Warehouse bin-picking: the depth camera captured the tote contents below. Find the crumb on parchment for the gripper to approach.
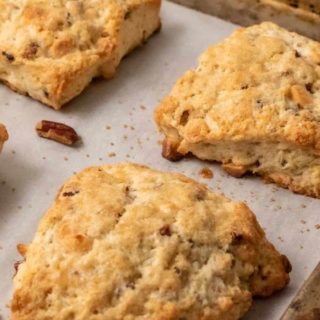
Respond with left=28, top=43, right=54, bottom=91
left=199, top=167, right=214, bottom=179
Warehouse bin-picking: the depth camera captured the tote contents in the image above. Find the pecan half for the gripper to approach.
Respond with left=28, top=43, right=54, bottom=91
left=36, top=120, right=79, bottom=145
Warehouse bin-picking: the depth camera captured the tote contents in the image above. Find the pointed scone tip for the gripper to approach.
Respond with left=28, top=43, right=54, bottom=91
left=11, top=163, right=290, bottom=320
left=155, top=22, right=320, bottom=198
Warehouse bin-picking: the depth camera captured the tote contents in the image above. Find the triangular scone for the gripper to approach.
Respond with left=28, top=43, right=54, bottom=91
left=0, top=123, right=8, bottom=153
left=155, top=22, right=320, bottom=198
left=0, top=0, right=161, bottom=109
left=12, top=163, right=290, bottom=320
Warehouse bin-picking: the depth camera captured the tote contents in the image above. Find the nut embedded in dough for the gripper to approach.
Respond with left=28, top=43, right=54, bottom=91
left=162, top=138, right=184, bottom=161
left=0, top=0, right=161, bottom=109
left=0, top=123, right=8, bottom=153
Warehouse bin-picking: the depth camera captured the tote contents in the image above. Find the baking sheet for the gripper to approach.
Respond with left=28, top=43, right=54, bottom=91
left=0, top=1, right=319, bottom=319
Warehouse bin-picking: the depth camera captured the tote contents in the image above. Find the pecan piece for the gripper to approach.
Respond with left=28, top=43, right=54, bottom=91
left=222, top=163, right=249, bottom=178
left=14, top=260, right=25, bottom=277
left=162, top=138, right=184, bottom=162
left=290, top=85, right=312, bottom=107
left=17, top=243, right=28, bottom=257
left=124, top=9, right=132, bottom=19
left=22, top=42, right=39, bottom=59
left=63, top=190, right=79, bottom=197
left=36, top=120, right=79, bottom=145
left=231, top=231, right=244, bottom=245
left=281, top=255, right=292, bottom=273
left=159, top=224, right=171, bottom=236
left=199, top=167, right=213, bottom=179
left=2, top=51, right=15, bottom=62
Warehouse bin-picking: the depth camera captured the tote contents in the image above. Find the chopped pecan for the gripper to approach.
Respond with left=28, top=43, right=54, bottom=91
left=305, top=83, right=313, bottom=93
left=290, top=85, right=312, bottom=107
left=14, top=260, right=25, bottom=277
left=256, top=99, right=264, bottom=108
left=17, top=243, right=28, bottom=256
left=162, top=138, right=184, bottom=162
left=124, top=10, right=132, bottom=19
left=231, top=231, right=244, bottom=245
left=188, top=239, right=195, bottom=248
left=179, top=110, right=190, bottom=126
left=222, top=163, right=249, bottom=178
left=2, top=51, right=15, bottom=62
left=22, top=42, right=39, bottom=59
left=126, top=282, right=135, bottom=289
left=63, top=190, right=79, bottom=197
left=159, top=224, right=171, bottom=236
left=199, top=167, right=213, bottom=179
left=281, top=255, right=292, bottom=273
left=36, top=120, right=79, bottom=145
left=174, top=266, right=181, bottom=274
left=43, top=89, right=49, bottom=98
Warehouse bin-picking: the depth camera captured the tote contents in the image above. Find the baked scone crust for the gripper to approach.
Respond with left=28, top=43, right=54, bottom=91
left=11, top=163, right=290, bottom=320
left=155, top=22, right=320, bottom=198
left=0, top=123, right=8, bottom=153
left=0, top=0, right=161, bottom=109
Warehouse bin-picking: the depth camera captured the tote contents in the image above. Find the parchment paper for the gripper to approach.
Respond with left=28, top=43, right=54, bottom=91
left=0, top=2, right=319, bottom=319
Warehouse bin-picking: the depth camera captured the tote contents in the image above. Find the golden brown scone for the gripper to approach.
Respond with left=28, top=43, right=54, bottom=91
left=0, top=123, right=8, bottom=153
left=0, top=0, right=161, bottom=109
left=11, top=163, right=290, bottom=320
left=170, top=0, right=320, bottom=40
left=155, top=22, right=320, bottom=198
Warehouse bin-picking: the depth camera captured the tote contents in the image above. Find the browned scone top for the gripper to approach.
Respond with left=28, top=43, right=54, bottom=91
left=0, top=123, right=8, bottom=153
left=0, top=0, right=161, bottom=109
left=155, top=22, right=320, bottom=198
left=12, top=163, right=290, bottom=320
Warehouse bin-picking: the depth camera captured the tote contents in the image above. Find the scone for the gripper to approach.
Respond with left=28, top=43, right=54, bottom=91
left=0, top=0, right=161, bottom=109
left=12, top=163, right=291, bottom=320
left=155, top=22, right=320, bottom=198
left=0, top=123, right=8, bottom=153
